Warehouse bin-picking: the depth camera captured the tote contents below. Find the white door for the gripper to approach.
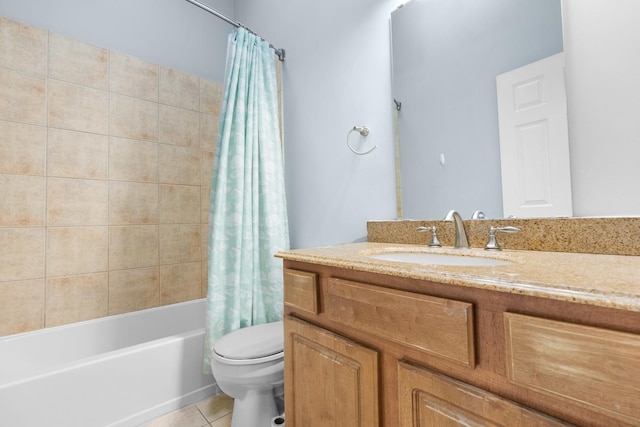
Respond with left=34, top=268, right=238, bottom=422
left=496, top=53, right=572, bottom=218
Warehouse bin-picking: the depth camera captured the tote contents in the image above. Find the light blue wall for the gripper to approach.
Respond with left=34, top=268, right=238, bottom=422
left=0, top=0, right=233, bottom=81
left=235, top=0, right=399, bottom=248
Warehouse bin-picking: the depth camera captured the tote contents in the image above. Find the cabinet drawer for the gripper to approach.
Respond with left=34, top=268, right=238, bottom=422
left=398, top=361, right=570, bottom=426
left=504, top=312, right=640, bottom=425
left=284, top=268, right=319, bottom=314
left=326, top=278, right=475, bottom=367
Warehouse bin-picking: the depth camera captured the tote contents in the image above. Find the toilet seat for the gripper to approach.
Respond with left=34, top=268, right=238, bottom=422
left=213, top=320, right=284, bottom=365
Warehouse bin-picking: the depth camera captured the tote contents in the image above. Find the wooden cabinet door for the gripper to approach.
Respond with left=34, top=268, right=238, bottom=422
left=398, top=361, right=572, bottom=427
left=284, top=316, right=379, bottom=427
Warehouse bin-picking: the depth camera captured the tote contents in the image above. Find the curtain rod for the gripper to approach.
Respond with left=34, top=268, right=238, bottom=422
left=184, top=0, right=285, bottom=61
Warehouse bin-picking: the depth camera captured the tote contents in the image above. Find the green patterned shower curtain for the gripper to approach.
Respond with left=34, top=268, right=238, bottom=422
left=203, top=28, right=289, bottom=372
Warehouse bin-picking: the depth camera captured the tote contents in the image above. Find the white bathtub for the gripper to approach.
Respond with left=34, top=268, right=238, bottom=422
left=0, top=299, right=219, bottom=427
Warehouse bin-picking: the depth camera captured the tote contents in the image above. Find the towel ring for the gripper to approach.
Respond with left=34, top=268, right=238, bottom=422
left=347, top=126, right=377, bottom=155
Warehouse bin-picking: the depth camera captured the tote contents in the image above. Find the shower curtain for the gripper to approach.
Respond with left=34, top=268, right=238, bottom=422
left=203, top=28, right=289, bottom=372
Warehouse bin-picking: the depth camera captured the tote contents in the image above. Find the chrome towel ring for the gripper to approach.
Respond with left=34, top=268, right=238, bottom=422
left=347, top=126, right=376, bottom=155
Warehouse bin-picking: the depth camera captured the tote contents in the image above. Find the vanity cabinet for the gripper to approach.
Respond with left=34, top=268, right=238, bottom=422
left=282, top=262, right=640, bottom=427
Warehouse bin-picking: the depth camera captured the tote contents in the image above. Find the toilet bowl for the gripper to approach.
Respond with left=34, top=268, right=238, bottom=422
left=210, top=320, right=284, bottom=427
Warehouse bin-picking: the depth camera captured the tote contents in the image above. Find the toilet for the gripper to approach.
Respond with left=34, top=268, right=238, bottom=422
left=210, top=320, right=285, bottom=427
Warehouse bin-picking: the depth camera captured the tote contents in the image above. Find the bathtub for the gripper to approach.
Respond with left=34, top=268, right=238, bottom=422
left=0, top=299, right=219, bottom=427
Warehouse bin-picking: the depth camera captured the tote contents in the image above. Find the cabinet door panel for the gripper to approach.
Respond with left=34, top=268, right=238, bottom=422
left=285, top=316, right=379, bottom=427
left=398, top=361, right=571, bottom=427
left=504, top=312, right=640, bottom=425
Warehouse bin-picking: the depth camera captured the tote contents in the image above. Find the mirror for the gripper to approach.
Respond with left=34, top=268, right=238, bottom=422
left=391, top=0, right=563, bottom=219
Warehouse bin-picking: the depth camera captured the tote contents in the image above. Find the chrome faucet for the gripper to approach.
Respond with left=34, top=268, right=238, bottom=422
left=444, top=210, right=469, bottom=248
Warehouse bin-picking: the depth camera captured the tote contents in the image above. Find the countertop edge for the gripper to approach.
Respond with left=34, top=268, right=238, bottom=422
left=276, top=243, right=640, bottom=313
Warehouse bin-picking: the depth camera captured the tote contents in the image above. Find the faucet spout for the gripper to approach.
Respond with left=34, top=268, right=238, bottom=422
left=444, top=210, right=469, bottom=248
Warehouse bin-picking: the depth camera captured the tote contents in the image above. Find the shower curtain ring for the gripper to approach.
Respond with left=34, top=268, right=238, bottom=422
left=347, top=126, right=376, bottom=155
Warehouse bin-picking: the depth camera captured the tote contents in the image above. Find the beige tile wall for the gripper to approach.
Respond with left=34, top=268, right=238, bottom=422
left=0, top=16, right=225, bottom=336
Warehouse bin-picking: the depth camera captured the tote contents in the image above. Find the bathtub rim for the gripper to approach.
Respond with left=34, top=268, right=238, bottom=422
left=0, top=298, right=208, bottom=384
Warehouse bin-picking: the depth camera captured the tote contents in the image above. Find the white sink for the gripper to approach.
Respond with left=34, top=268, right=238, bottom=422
left=368, top=252, right=512, bottom=267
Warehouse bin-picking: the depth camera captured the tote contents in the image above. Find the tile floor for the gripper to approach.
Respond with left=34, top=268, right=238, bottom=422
left=143, top=393, right=233, bottom=427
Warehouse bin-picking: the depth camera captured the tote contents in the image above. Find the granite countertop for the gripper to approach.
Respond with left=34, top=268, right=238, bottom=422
left=276, top=242, right=640, bottom=312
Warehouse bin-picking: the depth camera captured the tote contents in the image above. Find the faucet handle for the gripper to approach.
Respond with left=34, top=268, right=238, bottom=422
left=485, top=226, right=520, bottom=251
left=472, top=210, right=485, bottom=219
left=417, top=226, right=441, bottom=247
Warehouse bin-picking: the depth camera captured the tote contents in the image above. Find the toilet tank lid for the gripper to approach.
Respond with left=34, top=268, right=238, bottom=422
left=213, top=320, right=284, bottom=360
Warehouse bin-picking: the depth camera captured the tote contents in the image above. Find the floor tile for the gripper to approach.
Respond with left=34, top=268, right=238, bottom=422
left=210, top=413, right=232, bottom=427
left=196, top=393, right=234, bottom=422
left=145, top=404, right=208, bottom=427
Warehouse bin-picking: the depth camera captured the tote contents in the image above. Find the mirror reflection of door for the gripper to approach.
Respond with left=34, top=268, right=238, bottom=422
left=497, top=53, right=572, bottom=218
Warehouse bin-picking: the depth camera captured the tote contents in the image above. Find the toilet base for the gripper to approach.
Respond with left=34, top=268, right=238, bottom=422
left=230, top=388, right=278, bottom=427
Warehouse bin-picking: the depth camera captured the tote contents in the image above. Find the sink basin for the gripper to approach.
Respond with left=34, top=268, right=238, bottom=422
left=368, top=252, right=512, bottom=267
